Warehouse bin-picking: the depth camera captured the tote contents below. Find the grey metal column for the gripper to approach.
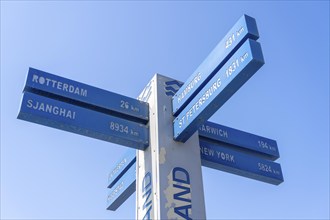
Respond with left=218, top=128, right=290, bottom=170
left=136, top=74, right=206, bottom=220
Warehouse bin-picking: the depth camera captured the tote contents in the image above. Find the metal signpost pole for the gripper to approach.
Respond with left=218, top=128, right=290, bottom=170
left=136, top=75, right=206, bottom=220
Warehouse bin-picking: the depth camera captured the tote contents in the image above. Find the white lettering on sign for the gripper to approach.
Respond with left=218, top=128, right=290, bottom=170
left=177, top=49, right=250, bottom=129
left=120, top=100, right=130, bottom=109
left=258, top=140, right=277, bottom=152
left=225, top=52, right=248, bottom=78
left=199, top=124, right=229, bottom=138
left=178, top=78, right=221, bottom=128
left=109, top=122, right=129, bottom=134
left=258, top=162, right=282, bottom=176
left=142, top=172, right=152, bottom=220
left=107, top=181, right=124, bottom=203
left=216, top=151, right=235, bottom=163
left=176, top=72, right=201, bottom=104
left=32, top=74, right=88, bottom=97
left=27, top=99, right=76, bottom=119
left=258, top=162, right=273, bottom=173
left=108, top=158, right=127, bottom=181
left=120, top=100, right=141, bottom=113
left=109, top=121, right=140, bottom=137
left=200, top=146, right=214, bottom=157
left=225, top=26, right=245, bottom=49
left=200, top=146, right=235, bottom=163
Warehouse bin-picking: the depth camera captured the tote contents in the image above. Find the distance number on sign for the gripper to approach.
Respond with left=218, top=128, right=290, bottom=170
left=258, top=162, right=281, bottom=176
left=120, top=100, right=140, bottom=112
left=258, top=162, right=272, bottom=173
left=258, top=140, right=277, bottom=152
left=225, top=52, right=248, bottom=78
left=225, top=27, right=245, bottom=49
left=110, top=121, right=129, bottom=134
left=109, top=121, right=140, bottom=137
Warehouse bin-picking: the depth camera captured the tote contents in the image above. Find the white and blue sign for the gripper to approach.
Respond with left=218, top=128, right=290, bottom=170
left=173, top=39, right=264, bottom=142
left=200, top=140, right=283, bottom=185
left=107, top=164, right=136, bottom=211
left=108, top=149, right=136, bottom=188
left=18, top=92, right=149, bottom=150
left=199, top=121, right=279, bottom=160
left=25, top=68, right=149, bottom=124
left=172, top=14, right=259, bottom=116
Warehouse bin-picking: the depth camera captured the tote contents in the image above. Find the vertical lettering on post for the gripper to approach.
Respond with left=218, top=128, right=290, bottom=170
left=164, top=167, right=192, bottom=220
left=142, top=172, right=152, bottom=220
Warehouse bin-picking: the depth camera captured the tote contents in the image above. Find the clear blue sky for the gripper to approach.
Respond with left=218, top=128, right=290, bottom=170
left=1, top=1, right=329, bottom=220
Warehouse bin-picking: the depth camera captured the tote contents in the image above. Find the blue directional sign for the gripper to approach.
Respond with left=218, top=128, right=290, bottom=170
left=200, top=140, right=283, bottom=185
left=108, top=149, right=136, bottom=188
left=24, top=68, right=149, bottom=124
left=173, top=39, right=264, bottom=142
left=107, top=164, right=136, bottom=211
left=199, top=121, right=279, bottom=160
left=172, top=14, right=259, bottom=116
left=17, top=92, right=149, bottom=150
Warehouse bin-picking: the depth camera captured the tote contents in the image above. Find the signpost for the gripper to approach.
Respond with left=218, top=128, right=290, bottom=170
left=17, top=14, right=284, bottom=219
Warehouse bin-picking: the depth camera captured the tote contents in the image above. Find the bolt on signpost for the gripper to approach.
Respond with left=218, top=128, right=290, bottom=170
left=17, top=14, right=283, bottom=219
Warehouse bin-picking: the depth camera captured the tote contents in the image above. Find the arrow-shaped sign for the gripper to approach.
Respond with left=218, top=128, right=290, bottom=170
left=24, top=67, right=149, bottom=124
left=18, top=92, right=149, bottom=150
left=172, top=14, right=259, bottom=116
left=199, top=121, right=279, bottom=160
left=173, top=39, right=264, bottom=142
